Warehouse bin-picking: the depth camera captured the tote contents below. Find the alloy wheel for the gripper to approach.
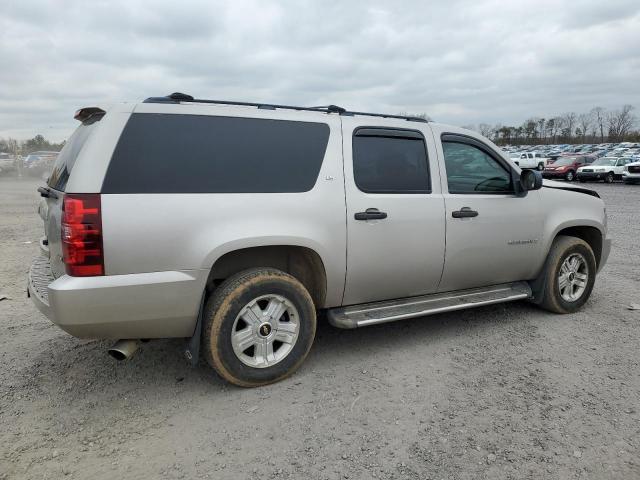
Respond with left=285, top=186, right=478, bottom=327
left=558, top=253, right=589, bottom=302
left=231, top=294, right=300, bottom=368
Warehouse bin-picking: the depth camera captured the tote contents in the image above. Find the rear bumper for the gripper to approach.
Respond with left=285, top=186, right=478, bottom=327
left=28, top=255, right=204, bottom=339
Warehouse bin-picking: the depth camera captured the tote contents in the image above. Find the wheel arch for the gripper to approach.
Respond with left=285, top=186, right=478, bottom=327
left=205, top=245, right=328, bottom=308
left=530, top=223, right=604, bottom=303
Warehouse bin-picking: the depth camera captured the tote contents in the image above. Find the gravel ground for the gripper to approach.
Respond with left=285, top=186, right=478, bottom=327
left=1, top=177, right=639, bottom=480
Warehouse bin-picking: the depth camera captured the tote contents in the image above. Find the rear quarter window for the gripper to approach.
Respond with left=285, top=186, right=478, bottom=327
left=47, top=122, right=97, bottom=191
left=102, top=113, right=330, bottom=193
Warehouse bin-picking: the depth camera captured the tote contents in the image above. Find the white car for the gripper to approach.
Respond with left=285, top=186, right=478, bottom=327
left=622, top=160, right=640, bottom=184
left=577, top=157, right=633, bottom=183
left=512, top=151, right=548, bottom=170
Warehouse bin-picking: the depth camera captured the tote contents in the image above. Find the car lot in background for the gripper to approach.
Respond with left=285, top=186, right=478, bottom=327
left=23, top=151, right=59, bottom=179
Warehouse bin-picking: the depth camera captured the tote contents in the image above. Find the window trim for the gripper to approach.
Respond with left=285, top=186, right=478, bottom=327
left=352, top=127, right=432, bottom=195
left=440, top=133, right=518, bottom=195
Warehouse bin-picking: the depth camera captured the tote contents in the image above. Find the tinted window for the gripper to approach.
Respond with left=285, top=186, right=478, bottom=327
left=443, top=141, right=512, bottom=194
left=102, top=114, right=330, bottom=193
left=48, top=122, right=97, bottom=191
left=352, top=132, right=430, bottom=193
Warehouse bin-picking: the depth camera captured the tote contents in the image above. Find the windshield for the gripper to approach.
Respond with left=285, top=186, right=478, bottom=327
left=591, top=158, right=617, bottom=166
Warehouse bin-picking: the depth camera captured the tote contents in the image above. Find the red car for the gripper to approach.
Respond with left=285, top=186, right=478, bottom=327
left=543, top=155, right=595, bottom=182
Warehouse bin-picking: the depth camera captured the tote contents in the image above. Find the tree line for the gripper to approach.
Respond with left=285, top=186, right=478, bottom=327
left=0, top=135, right=65, bottom=156
left=464, top=105, right=638, bottom=146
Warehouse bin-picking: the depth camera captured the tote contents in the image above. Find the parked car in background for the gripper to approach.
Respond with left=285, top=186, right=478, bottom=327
left=543, top=155, right=595, bottom=181
left=0, top=153, right=15, bottom=175
left=622, top=161, right=640, bottom=184
left=513, top=151, right=548, bottom=170
left=24, top=151, right=59, bottom=179
left=577, top=157, right=632, bottom=183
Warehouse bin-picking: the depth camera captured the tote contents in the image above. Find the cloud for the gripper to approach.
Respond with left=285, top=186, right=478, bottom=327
left=1, top=0, right=639, bottom=141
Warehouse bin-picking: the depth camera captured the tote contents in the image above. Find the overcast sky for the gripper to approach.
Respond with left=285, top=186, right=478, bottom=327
left=1, top=0, right=639, bottom=141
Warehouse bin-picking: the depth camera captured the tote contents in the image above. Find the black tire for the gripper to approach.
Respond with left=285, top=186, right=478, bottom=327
left=539, top=236, right=596, bottom=314
left=537, top=162, right=545, bottom=171
left=202, top=268, right=316, bottom=387
left=605, top=172, right=614, bottom=183
left=565, top=170, right=575, bottom=182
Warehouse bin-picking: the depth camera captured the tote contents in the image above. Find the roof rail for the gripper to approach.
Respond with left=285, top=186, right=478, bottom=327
left=143, top=93, right=428, bottom=123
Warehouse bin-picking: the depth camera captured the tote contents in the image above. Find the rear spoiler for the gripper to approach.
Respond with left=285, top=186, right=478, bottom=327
left=74, top=107, right=105, bottom=123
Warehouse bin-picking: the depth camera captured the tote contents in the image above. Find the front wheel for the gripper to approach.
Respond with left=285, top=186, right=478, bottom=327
left=538, top=236, right=596, bottom=314
left=565, top=170, right=575, bottom=181
left=202, top=268, right=316, bottom=387
left=605, top=172, right=614, bottom=183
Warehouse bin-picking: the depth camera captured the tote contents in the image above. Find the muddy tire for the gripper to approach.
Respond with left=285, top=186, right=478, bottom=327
left=202, top=268, right=316, bottom=387
left=539, top=236, right=596, bottom=314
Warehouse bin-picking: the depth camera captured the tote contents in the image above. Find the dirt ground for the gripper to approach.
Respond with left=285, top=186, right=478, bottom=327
left=1, top=177, right=638, bottom=480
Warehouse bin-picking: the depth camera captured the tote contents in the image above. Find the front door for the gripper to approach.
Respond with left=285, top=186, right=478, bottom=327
left=432, top=129, right=545, bottom=292
left=341, top=118, right=445, bottom=305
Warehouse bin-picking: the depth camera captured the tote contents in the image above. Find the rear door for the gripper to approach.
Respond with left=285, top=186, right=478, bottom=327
left=341, top=118, right=445, bottom=305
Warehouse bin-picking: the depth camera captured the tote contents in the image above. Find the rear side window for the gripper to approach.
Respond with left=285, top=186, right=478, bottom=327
left=102, top=114, right=330, bottom=193
left=352, top=129, right=430, bottom=193
left=48, top=121, right=97, bottom=191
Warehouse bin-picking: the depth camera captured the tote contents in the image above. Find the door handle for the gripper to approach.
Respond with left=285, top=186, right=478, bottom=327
left=452, top=207, right=478, bottom=218
left=354, top=208, right=388, bottom=221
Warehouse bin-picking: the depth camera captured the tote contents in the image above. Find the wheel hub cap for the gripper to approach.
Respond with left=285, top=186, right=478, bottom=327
left=258, top=323, right=272, bottom=337
left=231, top=294, right=300, bottom=368
left=558, top=253, right=588, bottom=302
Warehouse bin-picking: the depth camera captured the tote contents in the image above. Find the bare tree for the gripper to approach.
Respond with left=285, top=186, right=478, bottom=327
left=607, top=105, right=636, bottom=142
left=577, top=112, right=592, bottom=142
left=561, top=112, right=577, bottom=141
left=591, top=107, right=606, bottom=143
left=478, top=123, right=494, bottom=138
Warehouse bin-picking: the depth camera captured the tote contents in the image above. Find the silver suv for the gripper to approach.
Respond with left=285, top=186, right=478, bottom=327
left=28, top=93, right=611, bottom=386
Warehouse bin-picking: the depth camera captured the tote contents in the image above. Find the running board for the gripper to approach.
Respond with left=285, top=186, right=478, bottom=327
left=328, top=282, right=532, bottom=329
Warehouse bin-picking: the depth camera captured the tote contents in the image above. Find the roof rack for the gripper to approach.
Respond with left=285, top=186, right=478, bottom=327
left=143, top=92, right=428, bottom=123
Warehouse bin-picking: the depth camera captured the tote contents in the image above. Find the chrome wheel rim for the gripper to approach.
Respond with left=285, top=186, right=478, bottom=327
left=558, top=253, right=588, bottom=302
left=231, top=294, right=300, bottom=368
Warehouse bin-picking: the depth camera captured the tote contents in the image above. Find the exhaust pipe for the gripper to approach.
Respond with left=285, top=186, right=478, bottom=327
left=108, top=339, right=139, bottom=361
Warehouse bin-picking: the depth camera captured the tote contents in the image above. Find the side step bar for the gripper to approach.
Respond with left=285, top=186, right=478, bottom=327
left=328, top=282, right=532, bottom=329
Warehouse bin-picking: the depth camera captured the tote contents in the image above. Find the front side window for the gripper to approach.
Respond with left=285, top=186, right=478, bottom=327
left=352, top=130, right=430, bottom=193
left=442, top=141, right=513, bottom=194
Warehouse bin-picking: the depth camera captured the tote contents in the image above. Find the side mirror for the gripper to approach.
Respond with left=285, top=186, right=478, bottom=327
left=520, top=169, right=543, bottom=191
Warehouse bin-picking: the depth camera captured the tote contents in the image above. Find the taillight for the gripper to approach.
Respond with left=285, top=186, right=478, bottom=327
left=61, top=194, right=104, bottom=276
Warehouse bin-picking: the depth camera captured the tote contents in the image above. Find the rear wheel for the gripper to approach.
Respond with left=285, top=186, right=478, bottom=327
left=202, top=268, right=316, bottom=387
left=539, top=236, right=596, bottom=314
left=565, top=170, right=575, bottom=182
left=537, top=162, right=545, bottom=171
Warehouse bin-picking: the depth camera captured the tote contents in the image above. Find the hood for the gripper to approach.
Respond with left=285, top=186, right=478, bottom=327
left=542, top=179, right=600, bottom=198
